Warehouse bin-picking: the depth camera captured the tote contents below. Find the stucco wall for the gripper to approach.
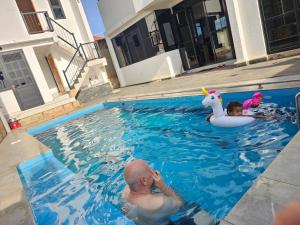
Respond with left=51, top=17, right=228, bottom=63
left=0, top=0, right=93, bottom=46
left=225, top=0, right=267, bottom=63
left=0, top=90, right=21, bottom=116
left=23, top=46, right=53, bottom=103
left=133, top=0, right=153, bottom=12
left=119, top=50, right=182, bottom=86
left=237, top=0, right=267, bottom=60
left=50, top=45, right=74, bottom=91
left=33, top=46, right=59, bottom=96
left=81, top=66, right=106, bottom=89
left=98, top=0, right=136, bottom=33
left=0, top=1, right=52, bottom=45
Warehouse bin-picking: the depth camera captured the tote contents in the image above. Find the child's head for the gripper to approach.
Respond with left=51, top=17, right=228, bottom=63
left=227, top=101, right=243, bottom=116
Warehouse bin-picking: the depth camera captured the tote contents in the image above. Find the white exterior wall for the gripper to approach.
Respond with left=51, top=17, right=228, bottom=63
left=226, top=0, right=267, bottom=63
left=0, top=0, right=93, bottom=46
left=0, top=90, right=21, bottom=116
left=34, top=46, right=59, bottom=96
left=81, top=67, right=108, bottom=89
left=118, top=50, right=182, bottom=86
left=0, top=0, right=96, bottom=117
left=99, top=0, right=270, bottom=87
left=98, top=0, right=136, bottom=33
left=49, top=45, right=74, bottom=91
left=133, top=0, right=154, bottom=12
left=23, top=46, right=54, bottom=103
left=0, top=1, right=52, bottom=45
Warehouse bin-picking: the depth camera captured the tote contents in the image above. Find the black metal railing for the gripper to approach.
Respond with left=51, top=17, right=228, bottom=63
left=21, top=11, right=52, bottom=34
left=48, top=17, right=78, bottom=50
left=20, top=11, right=102, bottom=91
left=63, top=42, right=102, bottom=89
left=80, top=42, right=102, bottom=61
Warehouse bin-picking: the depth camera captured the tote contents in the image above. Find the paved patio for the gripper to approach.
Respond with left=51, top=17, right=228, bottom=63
left=90, top=55, right=300, bottom=103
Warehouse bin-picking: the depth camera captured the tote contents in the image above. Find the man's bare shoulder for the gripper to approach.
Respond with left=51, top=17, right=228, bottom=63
left=127, top=193, right=165, bottom=211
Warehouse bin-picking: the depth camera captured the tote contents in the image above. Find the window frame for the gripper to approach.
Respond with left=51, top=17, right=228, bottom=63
left=48, top=0, right=66, bottom=20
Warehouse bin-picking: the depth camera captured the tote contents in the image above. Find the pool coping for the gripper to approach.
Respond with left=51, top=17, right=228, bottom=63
left=0, top=129, right=50, bottom=225
left=219, top=131, right=300, bottom=225
left=1, top=86, right=300, bottom=225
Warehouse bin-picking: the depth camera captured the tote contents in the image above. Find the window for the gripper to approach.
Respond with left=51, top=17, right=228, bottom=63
left=48, top=0, right=65, bottom=19
left=260, top=0, right=300, bottom=53
left=112, top=14, right=162, bottom=68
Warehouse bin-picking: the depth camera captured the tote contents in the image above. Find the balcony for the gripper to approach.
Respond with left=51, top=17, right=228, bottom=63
left=21, top=11, right=78, bottom=50
left=21, top=11, right=53, bottom=34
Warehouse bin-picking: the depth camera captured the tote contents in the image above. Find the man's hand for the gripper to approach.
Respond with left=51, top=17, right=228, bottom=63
left=151, top=170, right=183, bottom=207
left=152, top=170, right=167, bottom=190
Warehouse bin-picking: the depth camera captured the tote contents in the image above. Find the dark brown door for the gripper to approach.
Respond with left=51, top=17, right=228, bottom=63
left=16, top=0, right=43, bottom=34
left=46, top=54, right=66, bottom=94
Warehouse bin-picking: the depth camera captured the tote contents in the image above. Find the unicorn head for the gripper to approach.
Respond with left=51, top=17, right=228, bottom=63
left=201, top=88, right=225, bottom=117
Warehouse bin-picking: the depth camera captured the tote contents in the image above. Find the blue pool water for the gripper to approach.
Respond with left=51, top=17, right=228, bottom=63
left=20, top=88, right=299, bottom=225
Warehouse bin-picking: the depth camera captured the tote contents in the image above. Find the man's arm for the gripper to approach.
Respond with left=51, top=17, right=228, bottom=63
left=152, top=171, right=183, bottom=206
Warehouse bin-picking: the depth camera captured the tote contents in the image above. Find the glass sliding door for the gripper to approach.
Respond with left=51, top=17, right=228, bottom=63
left=260, top=0, right=300, bottom=53
left=204, top=0, right=234, bottom=62
left=187, top=1, right=215, bottom=66
left=174, top=7, right=200, bottom=69
left=173, top=0, right=235, bottom=70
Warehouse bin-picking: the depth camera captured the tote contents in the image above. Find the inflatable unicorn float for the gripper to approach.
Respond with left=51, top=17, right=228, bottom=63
left=201, top=87, right=263, bottom=128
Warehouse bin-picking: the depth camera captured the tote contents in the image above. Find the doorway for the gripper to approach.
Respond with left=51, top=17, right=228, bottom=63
left=16, top=0, right=43, bottom=34
left=46, top=54, right=66, bottom=95
left=0, top=50, right=44, bottom=111
left=173, top=0, right=235, bottom=70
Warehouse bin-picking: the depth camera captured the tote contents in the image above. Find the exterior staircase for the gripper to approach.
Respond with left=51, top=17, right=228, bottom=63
left=22, top=11, right=104, bottom=98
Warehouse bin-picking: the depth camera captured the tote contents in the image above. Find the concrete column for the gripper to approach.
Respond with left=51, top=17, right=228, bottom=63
left=23, top=46, right=53, bottom=103
left=105, top=37, right=126, bottom=87
left=225, top=0, right=248, bottom=63
left=225, top=0, right=267, bottom=63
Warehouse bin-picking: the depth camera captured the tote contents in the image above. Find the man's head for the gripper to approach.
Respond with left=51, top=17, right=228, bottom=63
left=124, top=160, right=154, bottom=192
left=227, top=101, right=243, bottom=116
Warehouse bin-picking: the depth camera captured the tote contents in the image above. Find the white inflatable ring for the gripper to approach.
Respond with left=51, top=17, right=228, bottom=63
left=210, top=115, right=255, bottom=128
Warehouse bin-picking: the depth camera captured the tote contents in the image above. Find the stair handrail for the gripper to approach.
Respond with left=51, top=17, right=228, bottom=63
left=296, top=92, right=300, bottom=128
left=63, top=44, right=86, bottom=89
left=45, top=15, right=79, bottom=50
left=21, top=11, right=52, bottom=34
left=63, top=42, right=102, bottom=90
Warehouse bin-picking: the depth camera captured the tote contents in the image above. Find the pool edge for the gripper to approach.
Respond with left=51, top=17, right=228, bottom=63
left=220, top=131, right=300, bottom=225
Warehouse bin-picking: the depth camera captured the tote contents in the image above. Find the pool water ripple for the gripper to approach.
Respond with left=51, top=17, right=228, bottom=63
left=29, top=101, right=299, bottom=224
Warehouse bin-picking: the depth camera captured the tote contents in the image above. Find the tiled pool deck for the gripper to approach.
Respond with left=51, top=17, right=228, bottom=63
left=1, top=85, right=300, bottom=225
left=220, top=131, right=300, bottom=225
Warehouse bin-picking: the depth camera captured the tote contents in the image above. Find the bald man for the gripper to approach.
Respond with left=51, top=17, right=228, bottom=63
left=122, top=160, right=183, bottom=225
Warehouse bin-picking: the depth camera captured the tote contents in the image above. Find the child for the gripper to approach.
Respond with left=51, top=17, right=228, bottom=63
left=206, top=101, right=243, bottom=121
left=227, top=101, right=243, bottom=116
left=226, top=101, right=276, bottom=119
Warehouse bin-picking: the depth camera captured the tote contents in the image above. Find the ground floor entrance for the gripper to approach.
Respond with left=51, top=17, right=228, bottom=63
left=0, top=50, right=44, bottom=111
left=259, top=0, right=300, bottom=54
left=173, top=0, right=235, bottom=70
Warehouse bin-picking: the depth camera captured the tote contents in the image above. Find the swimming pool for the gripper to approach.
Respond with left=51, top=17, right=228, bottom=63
left=19, top=88, right=299, bottom=225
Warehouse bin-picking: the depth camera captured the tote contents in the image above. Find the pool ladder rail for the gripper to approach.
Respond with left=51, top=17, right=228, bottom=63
left=296, top=92, right=300, bottom=128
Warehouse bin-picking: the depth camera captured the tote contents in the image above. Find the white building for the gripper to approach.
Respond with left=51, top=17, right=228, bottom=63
left=0, top=0, right=108, bottom=121
left=98, top=0, right=298, bottom=87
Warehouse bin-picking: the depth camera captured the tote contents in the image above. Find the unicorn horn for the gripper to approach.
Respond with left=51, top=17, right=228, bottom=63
left=201, top=87, right=209, bottom=96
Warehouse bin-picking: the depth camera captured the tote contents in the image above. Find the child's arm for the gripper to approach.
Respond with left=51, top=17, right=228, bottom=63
left=245, top=114, right=278, bottom=120
left=206, top=113, right=213, bottom=122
